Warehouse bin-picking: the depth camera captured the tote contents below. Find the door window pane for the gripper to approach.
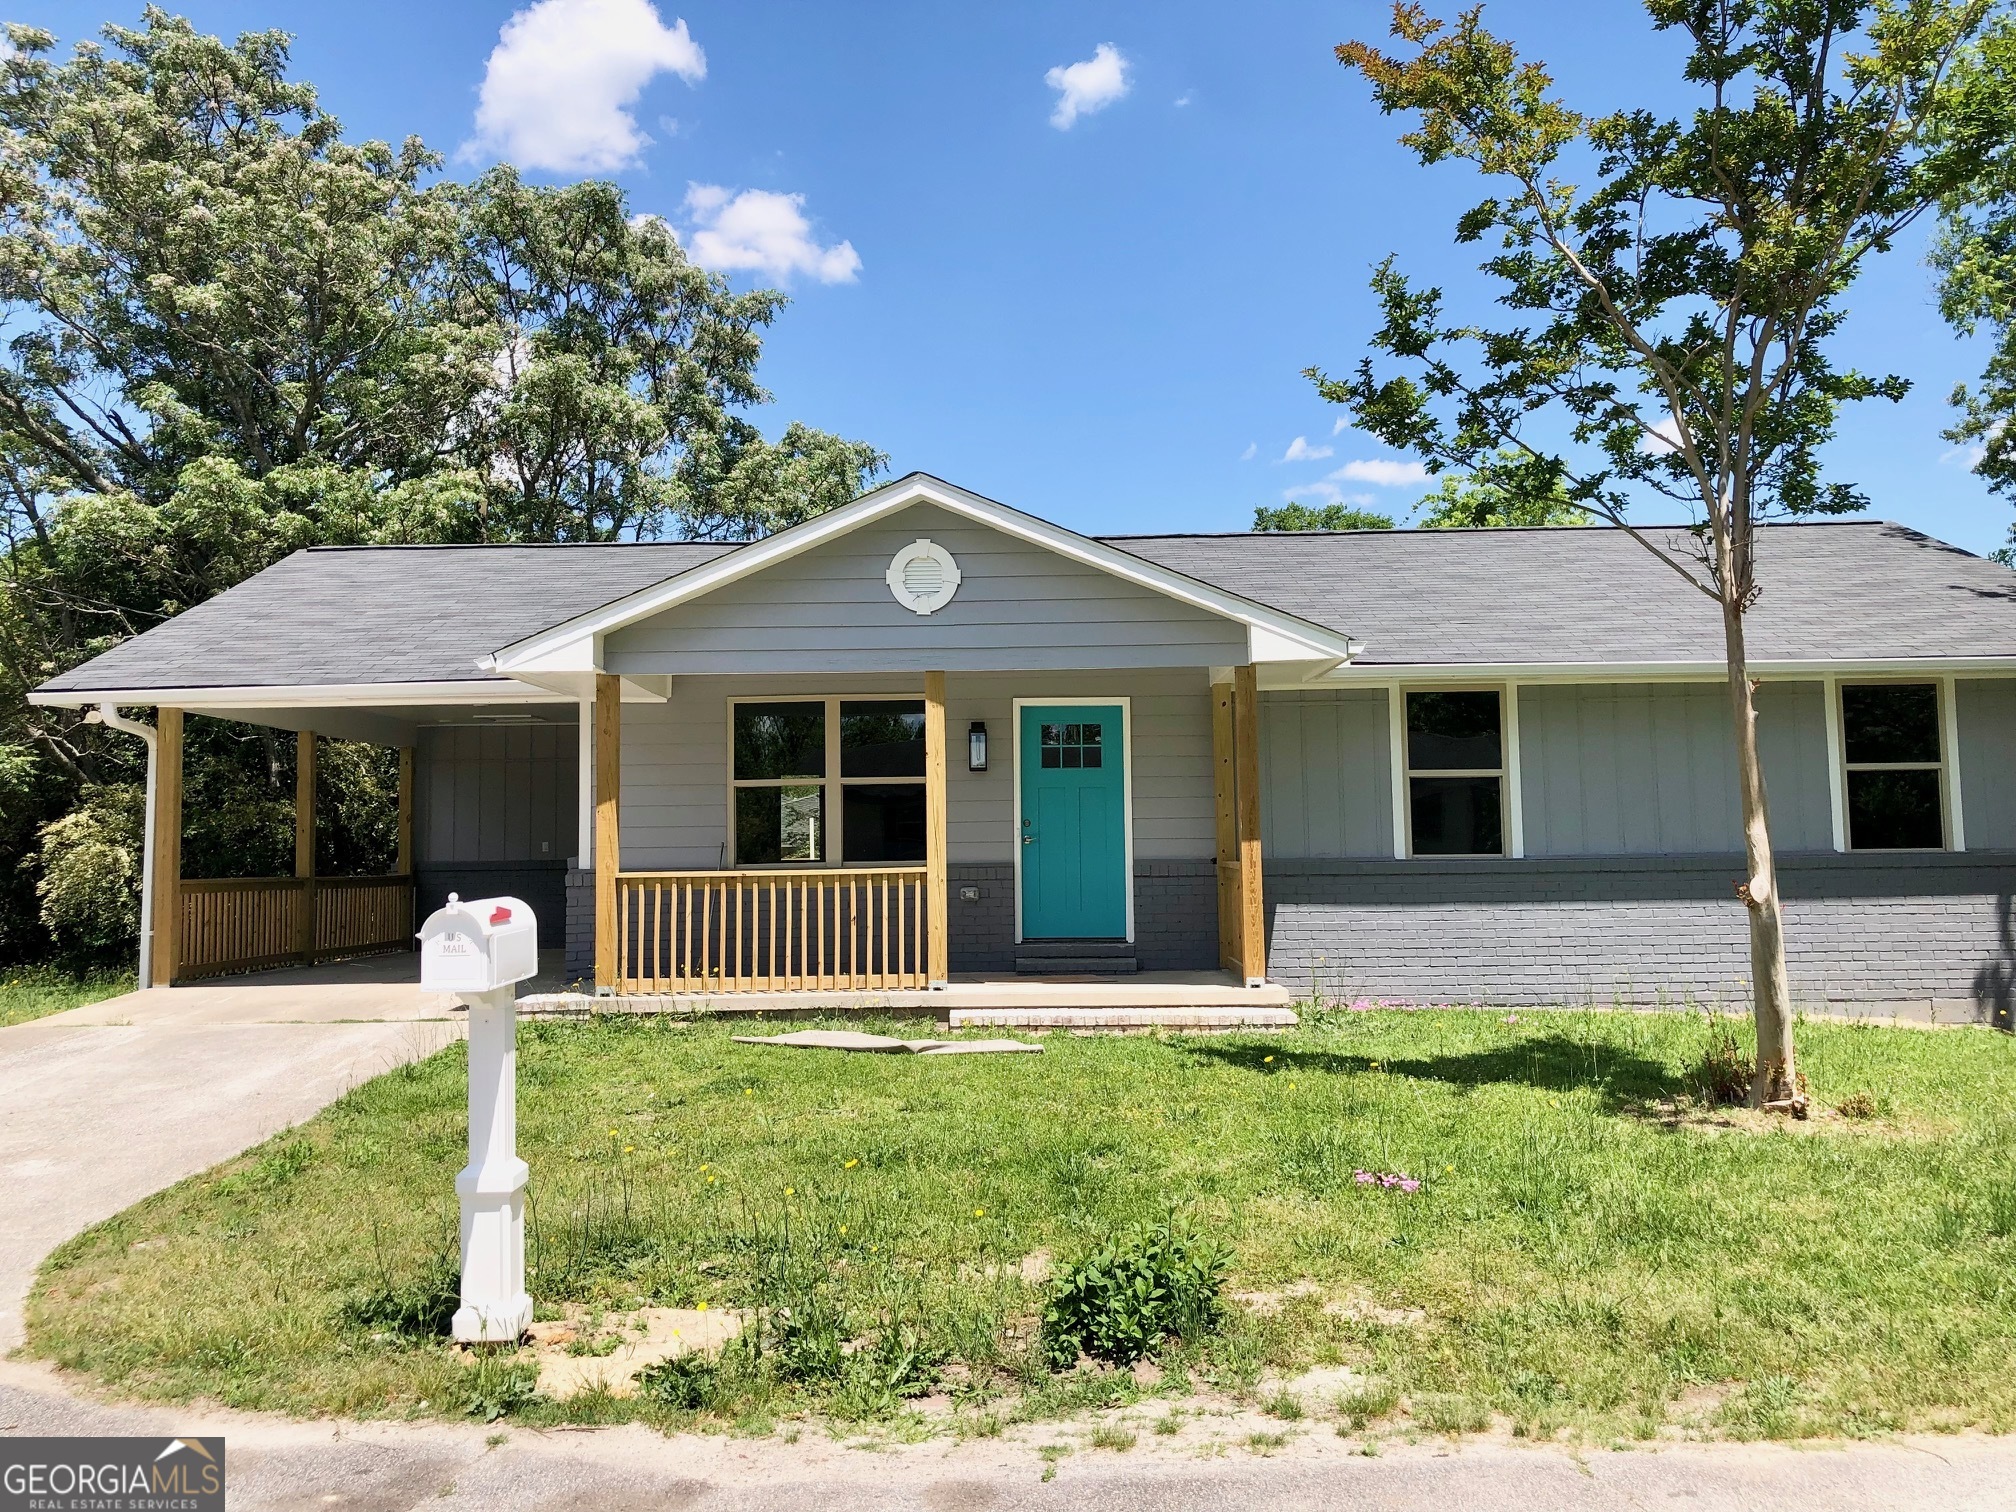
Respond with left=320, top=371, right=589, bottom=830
left=1847, top=769, right=1943, bottom=850
left=1410, top=775, right=1504, bottom=856
left=735, top=785, right=824, bottom=864
left=840, top=701, right=925, bottom=777
left=843, top=783, right=926, bottom=863
left=1407, top=691, right=1503, bottom=770
left=1040, top=722, right=1103, bottom=769
left=734, top=702, right=826, bottom=780
left=1842, top=684, right=1940, bottom=764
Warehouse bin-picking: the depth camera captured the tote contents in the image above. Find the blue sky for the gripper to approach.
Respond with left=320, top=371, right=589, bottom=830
left=11, top=1, right=2010, bottom=553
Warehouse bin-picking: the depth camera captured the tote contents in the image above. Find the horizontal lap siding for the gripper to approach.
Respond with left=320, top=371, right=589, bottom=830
left=617, top=669, right=1217, bottom=870
left=602, top=503, right=1249, bottom=674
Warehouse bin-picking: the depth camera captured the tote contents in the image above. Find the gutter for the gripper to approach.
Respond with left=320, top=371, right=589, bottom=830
left=83, top=704, right=156, bottom=989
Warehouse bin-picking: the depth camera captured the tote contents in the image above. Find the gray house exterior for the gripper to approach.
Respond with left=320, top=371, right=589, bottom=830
left=31, top=472, right=2016, bottom=1017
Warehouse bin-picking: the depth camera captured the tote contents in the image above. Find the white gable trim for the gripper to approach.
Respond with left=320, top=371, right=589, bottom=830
left=481, top=474, right=1362, bottom=675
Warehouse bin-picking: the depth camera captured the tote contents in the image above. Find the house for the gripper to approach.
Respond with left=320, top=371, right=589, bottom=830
left=29, top=472, right=2016, bottom=1015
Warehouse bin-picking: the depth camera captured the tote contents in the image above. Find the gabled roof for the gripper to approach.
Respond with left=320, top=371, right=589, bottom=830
left=481, top=473, right=1360, bottom=675
left=34, top=541, right=734, bottom=697
left=1120, top=519, right=2016, bottom=668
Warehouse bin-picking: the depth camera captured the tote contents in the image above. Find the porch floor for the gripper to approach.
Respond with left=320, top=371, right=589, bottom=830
left=518, top=969, right=1297, bottom=1029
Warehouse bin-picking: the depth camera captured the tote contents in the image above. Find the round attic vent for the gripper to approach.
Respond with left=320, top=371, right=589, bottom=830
left=884, top=538, right=962, bottom=615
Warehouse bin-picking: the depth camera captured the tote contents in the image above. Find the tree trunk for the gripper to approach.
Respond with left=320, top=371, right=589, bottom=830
left=1722, top=597, right=1802, bottom=1110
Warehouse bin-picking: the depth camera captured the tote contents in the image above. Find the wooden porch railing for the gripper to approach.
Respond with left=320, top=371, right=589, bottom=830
left=616, top=867, right=929, bottom=992
left=177, top=875, right=414, bottom=981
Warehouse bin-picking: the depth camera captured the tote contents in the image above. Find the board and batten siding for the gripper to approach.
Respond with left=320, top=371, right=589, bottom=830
left=416, top=723, right=577, bottom=864
left=1958, top=677, right=2016, bottom=848
left=1259, top=689, right=1395, bottom=858
left=617, top=669, right=1218, bottom=870
left=601, top=502, right=1250, bottom=676
left=1258, top=679, right=1836, bottom=860
left=1519, top=681, right=1833, bottom=855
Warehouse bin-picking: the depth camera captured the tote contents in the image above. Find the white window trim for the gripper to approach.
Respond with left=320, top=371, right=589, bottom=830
left=725, top=694, right=930, bottom=869
left=1010, top=696, right=1136, bottom=945
left=1392, top=683, right=1519, bottom=860
left=1830, top=676, right=1960, bottom=853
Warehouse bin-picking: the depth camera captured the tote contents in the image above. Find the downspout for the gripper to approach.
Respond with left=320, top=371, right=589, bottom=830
left=84, top=704, right=156, bottom=988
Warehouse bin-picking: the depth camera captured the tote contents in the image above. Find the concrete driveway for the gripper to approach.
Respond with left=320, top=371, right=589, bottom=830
left=0, top=951, right=532, bottom=1352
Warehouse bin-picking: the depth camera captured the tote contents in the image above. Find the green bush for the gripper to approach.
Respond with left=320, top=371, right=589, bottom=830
left=1040, top=1218, right=1229, bottom=1368
left=33, top=784, right=143, bottom=960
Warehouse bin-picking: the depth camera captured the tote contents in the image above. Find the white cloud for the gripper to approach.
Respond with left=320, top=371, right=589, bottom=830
left=1174, top=93, right=1192, bottom=107
left=1280, top=436, right=1334, bottom=463
left=1642, top=414, right=1686, bottom=455
left=1332, top=416, right=1351, bottom=435
left=465, top=0, right=705, bottom=173
left=1046, top=44, right=1130, bottom=130
left=1329, top=458, right=1430, bottom=487
left=1239, top=442, right=1257, bottom=461
left=681, top=184, right=861, bottom=285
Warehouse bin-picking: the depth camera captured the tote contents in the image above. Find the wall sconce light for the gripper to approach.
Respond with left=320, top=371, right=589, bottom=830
left=968, top=720, right=989, bottom=772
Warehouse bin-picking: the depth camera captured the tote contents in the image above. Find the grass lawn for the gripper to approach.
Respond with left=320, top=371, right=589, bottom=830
left=25, top=1008, right=2016, bottom=1444
left=0, top=965, right=134, bottom=1028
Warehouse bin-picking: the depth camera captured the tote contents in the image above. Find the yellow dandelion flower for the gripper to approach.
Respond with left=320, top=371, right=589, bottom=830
left=844, top=1158, right=858, bottom=1169
left=973, top=1208, right=986, bottom=1218
left=838, top=1225, right=848, bottom=1235
left=707, top=1175, right=717, bottom=1185
left=696, top=1301, right=708, bottom=1312
left=1444, top=1164, right=1454, bottom=1174
left=784, top=1186, right=794, bottom=1196
left=607, top=1128, right=618, bottom=1137
left=623, top=1145, right=635, bottom=1154
left=1263, top=1055, right=1275, bottom=1064
left=743, top=1088, right=753, bottom=1097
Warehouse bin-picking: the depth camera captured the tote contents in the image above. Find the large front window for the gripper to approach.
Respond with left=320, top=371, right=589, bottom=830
left=1405, top=689, right=1505, bottom=856
left=1841, top=683, right=1946, bottom=850
left=730, top=698, right=927, bottom=866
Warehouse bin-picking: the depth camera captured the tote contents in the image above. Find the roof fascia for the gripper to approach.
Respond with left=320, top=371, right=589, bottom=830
left=1311, top=657, right=2016, bottom=684
left=29, top=678, right=582, bottom=710
left=485, top=475, right=1361, bottom=674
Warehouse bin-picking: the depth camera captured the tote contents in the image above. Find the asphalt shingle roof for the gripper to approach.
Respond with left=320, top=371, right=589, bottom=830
left=35, top=517, right=2016, bottom=697
left=37, top=542, right=736, bottom=693
left=1112, top=520, right=2016, bottom=665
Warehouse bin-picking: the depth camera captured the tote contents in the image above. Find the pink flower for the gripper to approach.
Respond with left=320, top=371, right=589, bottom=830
left=1398, top=1178, right=1421, bottom=1193
left=1354, top=1170, right=1375, bottom=1185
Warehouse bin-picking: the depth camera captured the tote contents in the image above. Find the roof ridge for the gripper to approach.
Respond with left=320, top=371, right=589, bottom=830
left=302, top=540, right=741, bottom=552
left=1099, top=519, right=1901, bottom=541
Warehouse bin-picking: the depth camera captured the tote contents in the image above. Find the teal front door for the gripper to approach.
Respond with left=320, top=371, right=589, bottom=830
left=1019, top=705, right=1128, bottom=939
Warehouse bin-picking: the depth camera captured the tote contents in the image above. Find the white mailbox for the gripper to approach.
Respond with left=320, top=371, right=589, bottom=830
left=416, top=893, right=538, bottom=1344
left=419, top=894, right=537, bottom=995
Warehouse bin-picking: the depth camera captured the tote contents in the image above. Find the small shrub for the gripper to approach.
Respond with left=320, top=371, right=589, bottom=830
left=771, top=1296, right=847, bottom=1384
left=1040, top=1218, right=1229, bottom=1369
left=462, top=1357, right=540, bottom=1422
left=833, top=1319, right=941, bottom=1419
left=1836, top=1090, right=1880, bottom=1120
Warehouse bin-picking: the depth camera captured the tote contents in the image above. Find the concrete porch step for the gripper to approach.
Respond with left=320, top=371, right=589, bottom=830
left=1014, top=940, right=1138, bottom=976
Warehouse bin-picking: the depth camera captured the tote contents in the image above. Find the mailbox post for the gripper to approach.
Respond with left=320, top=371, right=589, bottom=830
left=418, top=894, right=538, bottom=1344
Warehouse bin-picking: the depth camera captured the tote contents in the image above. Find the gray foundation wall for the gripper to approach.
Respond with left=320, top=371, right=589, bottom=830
left=1265, top=851, right=2016, bottom=1016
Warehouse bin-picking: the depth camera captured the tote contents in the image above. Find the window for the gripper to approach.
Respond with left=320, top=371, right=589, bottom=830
left=1405, top=690, right=1504, bottom=856
left=730, top=698, right=927, bottom=866
left=1841, top=683, right=1945, bottom=850
left=1039, top=722, right=1103, bottom=768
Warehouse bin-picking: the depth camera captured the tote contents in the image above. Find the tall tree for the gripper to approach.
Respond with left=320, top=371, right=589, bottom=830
left=1934, top=15, right=2016, bottom=538
left=1314, top=1, right=2009, bottom=1108
left=0, top=10, right=883, bottom=963
left=1252, top=501, right=1397, bottom=530
left=1412, top=447, right=1593, bottom=527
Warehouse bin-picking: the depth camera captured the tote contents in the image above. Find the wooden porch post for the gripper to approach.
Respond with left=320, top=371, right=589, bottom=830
left=924, top=670, right=949, bottom=987
left=1233, top=665, right=1266, bottom=987
left=149, top=708, right=183, bottom=987
left=295, top=730, right=317, bottom=964
left=395, top=746, right=414, bottom=876
left=1211, top=677, right=1239, bottom=974
left=594, top=673, right=622, bottom=992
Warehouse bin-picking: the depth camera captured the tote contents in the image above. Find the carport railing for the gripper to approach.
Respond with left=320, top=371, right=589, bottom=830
left=176, top=874, right=414, bottom=981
